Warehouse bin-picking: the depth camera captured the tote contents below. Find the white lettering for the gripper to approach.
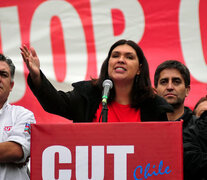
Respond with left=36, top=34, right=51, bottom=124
left=76, top=146, right=104, bottom=180
left=179, top=0, right=207, bottom=82
left=42, top=145, right=134, bottom=179
left=0, top=6, right=26, bottom=103
left=30, top=0, right=87, bottom=90
left=91, top=0, right=145, bottom=73
left=107, top=145, right=134, bottom=180
left=42, top=145, right=71, bottom=180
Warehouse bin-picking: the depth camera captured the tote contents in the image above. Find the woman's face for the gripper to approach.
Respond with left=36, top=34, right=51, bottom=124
left=108, top=44, right=140, bottom=84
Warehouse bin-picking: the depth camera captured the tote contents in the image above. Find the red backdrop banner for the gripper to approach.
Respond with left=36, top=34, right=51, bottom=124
left=0, top=0, right=206, bottom=123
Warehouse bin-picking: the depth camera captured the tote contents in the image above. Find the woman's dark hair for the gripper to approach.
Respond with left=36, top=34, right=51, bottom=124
left=94, top=39, right=155, bottom=109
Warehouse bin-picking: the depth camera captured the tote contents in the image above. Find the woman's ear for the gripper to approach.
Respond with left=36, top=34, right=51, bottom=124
left=137, top=64, right=142, bottom=75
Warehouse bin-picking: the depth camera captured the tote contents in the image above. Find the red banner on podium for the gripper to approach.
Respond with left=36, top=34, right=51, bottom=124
left=31, top=122, right=183, bottom=180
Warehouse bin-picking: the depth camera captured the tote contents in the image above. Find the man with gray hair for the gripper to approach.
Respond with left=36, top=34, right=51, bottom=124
left=0, top=53, right=36, bottom=180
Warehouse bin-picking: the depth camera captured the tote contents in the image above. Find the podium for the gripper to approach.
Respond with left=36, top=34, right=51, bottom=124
left=31, top=122, right=183, bottom=180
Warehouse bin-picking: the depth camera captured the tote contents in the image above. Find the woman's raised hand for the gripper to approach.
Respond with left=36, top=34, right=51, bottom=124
left=20, top=45, right=41, bottom=85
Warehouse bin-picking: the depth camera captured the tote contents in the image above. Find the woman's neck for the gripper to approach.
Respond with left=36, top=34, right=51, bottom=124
left=114, top=82, right=133, bottom=105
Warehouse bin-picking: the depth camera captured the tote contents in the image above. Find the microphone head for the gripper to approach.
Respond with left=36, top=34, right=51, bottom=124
left=102, top=79, right=113, bottom=89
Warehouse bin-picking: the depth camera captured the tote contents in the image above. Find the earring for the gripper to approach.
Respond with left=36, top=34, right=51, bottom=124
left=135, top=74, right=139, bottom=83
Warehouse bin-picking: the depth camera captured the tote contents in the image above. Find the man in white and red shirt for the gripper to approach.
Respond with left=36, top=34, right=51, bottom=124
left=0, top=53, right=36, bottom=180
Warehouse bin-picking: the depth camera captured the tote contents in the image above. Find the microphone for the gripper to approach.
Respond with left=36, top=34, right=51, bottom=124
left=102, top=79, right=113, bottom=105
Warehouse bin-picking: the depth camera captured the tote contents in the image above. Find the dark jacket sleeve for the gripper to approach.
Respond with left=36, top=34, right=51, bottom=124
left=27, top=71, right=102, bottom=122
left=27, top=71, right=85, bottom=121
left=140, top=95, right=174, bottom=122
left=183, top=111, right=207, bottom=180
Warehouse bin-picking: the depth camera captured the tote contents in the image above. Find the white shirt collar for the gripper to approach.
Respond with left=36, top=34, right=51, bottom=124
left=0, top=101, right=9, bottom=115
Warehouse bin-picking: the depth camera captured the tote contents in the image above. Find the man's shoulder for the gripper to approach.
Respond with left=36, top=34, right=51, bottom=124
left=182, top=106, right=197, bottom=128
left=8, top=103, right=34, bottom=115
left=3, top=103, right=36, bottom=124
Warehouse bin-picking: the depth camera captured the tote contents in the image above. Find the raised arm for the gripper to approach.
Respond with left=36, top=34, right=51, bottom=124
left=20, top=45, right=41, bottom=87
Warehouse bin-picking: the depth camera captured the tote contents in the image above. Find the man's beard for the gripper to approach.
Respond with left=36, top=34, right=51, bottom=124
left=169, top=97, right=185, bottom=109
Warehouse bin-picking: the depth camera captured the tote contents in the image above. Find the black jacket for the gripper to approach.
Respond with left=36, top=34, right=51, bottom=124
left=173, top=107, right=202, bottom=180
left=28, top=71, right=173, bottom=122
left=176, top=106, right=196, bottom=130
left=183, top=111, right=207, bottom=180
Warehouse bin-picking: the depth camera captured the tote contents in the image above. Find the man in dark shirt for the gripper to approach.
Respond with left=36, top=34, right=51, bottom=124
left=154, top=60, right=195, bottom=128
left=153, top=60, right=199, bottom=180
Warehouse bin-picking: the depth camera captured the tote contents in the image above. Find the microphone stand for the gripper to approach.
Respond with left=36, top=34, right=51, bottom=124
left=101, top=79, right=113, bottom=123
left=102, top=102, right=108, bottom=122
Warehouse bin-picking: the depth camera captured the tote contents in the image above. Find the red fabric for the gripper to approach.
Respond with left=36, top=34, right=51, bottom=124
left=1, top=0, right=207, bottom=123
left=93, top=102, right=141, bottom=122
left=31, top=122, right=183, bottom=180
